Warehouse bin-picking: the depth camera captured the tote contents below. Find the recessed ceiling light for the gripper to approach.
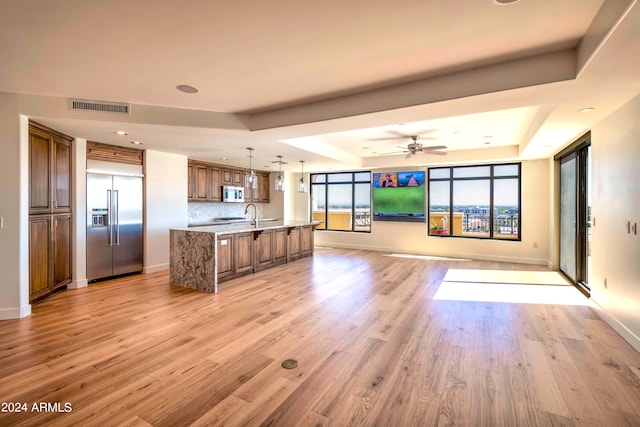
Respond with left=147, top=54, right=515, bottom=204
left=483, top=135, right=493, bottom=139
left=578, top=107, right=595, bottom=113
left=493, top=0, right=520, bottom=4
left=362, top=146, right=369, bottom=150
left=176, top=84, right=199, bottom=94
left=114, top=131, right=128, bottom=136
left=484, top=141, right=492, bottom=145
left=220, top=157, right=228, bottom=160
left=130, top=141, right=143, bottom=145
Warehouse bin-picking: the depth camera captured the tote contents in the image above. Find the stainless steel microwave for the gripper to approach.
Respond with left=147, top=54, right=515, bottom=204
left=222, top=185, right=245, bottom=202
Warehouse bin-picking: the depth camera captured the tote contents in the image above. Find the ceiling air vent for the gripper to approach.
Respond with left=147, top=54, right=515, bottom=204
left=69, top=99, right=131, bottom=115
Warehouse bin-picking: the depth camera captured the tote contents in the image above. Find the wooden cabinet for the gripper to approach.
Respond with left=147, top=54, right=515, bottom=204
left=222, top=168, right=243, bottom=186
left=288, top=225, right=314, bottom=262
left=258, top=172, right=270, bottom=202
left=188, top=161, right=221, bottom=201
left=235, top=232, right=254, bottom=274
left=29, top=121, right=74, bottom=303
left=301, top=225, right=314, bottom=256
left=189, top=160, right=268, bottom=203
left=217, top=232, right=254, bottom=280
left=209, top=167, right=221, bottom=201
left=255, top=230, right=273, bottom=269
left=244, top=171, right=270, bottom=203
left=288, top=227, right=301, bottom=261
left=273, top=228, right=287, bottom=263
left=217, top=234, right=234, bottom=279
left=29, top=127, right=72, bottom=215
left=29, top=214, right=72, bottom=302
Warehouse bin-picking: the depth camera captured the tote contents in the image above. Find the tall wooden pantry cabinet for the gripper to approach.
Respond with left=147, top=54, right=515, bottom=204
left=28, top=121, right=74, bottom=302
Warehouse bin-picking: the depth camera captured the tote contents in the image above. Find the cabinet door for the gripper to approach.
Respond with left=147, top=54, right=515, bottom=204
left=289, top=227, right=301, bottom=260
left=29, top=130, right=52, bottom=214
left=53, top=214, right=72, bottom=289
left=29, top=216, right=52, bottom=301
left=221, top=169, right=233, bottom=185
left=232, top=170, right=243, bottom=186
left=217, top=235, right=234, bottom=278
left=244, top=172, right=254, bottom=202
left=273, top=228, right=287, bottom=263
left=255, top=230, right=273, bottom=267
left=301, top=225, right=313, bottom=255
left=259, top=172, right=270, bottom=202
left=209, top=167, right=221, bottom=201
left=194, top=165, right=209, bottom=200
left=235, top=232, right=254, bottom=274
left=52, top=138, right=72, bottom=213
left=187, top=163, right=195, bottom=200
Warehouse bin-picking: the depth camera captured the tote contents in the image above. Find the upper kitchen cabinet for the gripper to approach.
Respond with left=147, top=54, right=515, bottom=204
left=222, top=168, right=243, bottom=186
left=244, top=171, right=270, bottom=203
left=29, top=122, right=73, bottom=215
left=188, top=161, right=222, bottom=201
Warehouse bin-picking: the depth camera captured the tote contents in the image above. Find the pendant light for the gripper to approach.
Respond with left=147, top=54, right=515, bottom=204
left=272, top=155, right=287, bottom=192
left=245, top=147, right=258, bottom=189
left=297, top=160, right=307, bottom=193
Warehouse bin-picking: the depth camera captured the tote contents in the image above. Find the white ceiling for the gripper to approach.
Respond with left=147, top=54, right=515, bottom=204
left=1, top=0, right=639, bottom=173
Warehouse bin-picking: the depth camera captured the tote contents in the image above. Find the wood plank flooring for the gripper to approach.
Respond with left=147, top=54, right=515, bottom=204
left=2, top=248, right=640, bottom=426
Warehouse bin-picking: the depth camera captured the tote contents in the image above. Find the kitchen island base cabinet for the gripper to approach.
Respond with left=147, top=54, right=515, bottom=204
left=254, top=228, right=288, bottom=272
left=288, top=225, right=314, bottom=262
left=170, top=221, right=319, bottom=292
left=217, top=232, right=254, bottom=281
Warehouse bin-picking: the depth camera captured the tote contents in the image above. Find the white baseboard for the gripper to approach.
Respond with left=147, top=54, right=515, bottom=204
left=315, top=242, right=549, bottom=266
left=0, top=304, right=31, bottom=320
left=589, top=297, right=640, bottom=354
left=68, top=279, right=88, bottom=289
left=143, top=263, right=169, bottom=274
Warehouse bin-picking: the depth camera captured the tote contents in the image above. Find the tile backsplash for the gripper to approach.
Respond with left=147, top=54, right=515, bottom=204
left=188, top=202, right=265, bottom=225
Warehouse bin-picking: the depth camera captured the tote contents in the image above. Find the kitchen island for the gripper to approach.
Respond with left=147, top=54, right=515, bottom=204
left=170, top=220, right=321, bottom=293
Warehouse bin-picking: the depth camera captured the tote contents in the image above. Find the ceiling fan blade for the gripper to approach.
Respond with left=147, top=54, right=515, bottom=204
left=405, top=152, right=414, bottom=159
left=422, top=150, right=447, bottom=156
left=378, top=150, right=407, bottom=156
left=367, top=136, right=405, bottom=141
left=422, top=145, right=447, bottom=151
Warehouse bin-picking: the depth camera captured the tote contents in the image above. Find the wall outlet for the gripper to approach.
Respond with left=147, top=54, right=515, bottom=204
left=604, top=278, right=607, bottom=289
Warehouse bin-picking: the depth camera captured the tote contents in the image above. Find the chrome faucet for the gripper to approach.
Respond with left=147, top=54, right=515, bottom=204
left=244, top=203, right=258, bottom=224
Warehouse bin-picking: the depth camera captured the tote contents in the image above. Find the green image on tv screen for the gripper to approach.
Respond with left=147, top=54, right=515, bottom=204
left=372, top=171, right=425, bottom=221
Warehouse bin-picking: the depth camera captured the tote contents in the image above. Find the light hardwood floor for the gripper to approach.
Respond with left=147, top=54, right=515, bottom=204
left=2, top=248, right=640, bottom=426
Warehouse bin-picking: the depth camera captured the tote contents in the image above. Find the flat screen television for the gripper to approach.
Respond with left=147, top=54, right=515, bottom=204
left=372, top=171, right=425, bottom=222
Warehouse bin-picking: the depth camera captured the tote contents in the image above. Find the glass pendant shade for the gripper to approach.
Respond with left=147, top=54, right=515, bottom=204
left=245, top=147, right=258, bottom=189
left=272, top=155, right=287, bottom=192
left=297, top=160, right=307, bottom=193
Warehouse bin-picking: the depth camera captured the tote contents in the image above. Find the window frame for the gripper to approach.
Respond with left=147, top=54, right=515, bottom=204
left=310, top=171, right=371, bottom=233
left=428, top=163, right=521, bottom=241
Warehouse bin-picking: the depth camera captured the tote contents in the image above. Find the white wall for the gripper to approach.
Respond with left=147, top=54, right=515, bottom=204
left=589, top=93, right=640, bottom=351
left=143, top=150, right=189, bottom=273
left=0, top=93, right=30, bottom=319
left=314, top=159, right=550, bottom=265
left=69, top=138, right=87, bottom=289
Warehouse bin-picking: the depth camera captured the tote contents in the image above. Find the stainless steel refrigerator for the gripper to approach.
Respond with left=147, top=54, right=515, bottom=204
left=87, top=173, right=143, bottom=281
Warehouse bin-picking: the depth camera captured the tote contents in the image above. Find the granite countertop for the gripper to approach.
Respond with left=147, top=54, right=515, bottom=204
left=176, top=220, right=322, bottom=234
left=188, top=217, right=278, bottom=227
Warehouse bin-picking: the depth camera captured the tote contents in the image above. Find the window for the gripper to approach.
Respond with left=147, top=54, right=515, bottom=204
left=428, top=163, right=520, bottom=240
left=311, top=172, right=371, bottom=232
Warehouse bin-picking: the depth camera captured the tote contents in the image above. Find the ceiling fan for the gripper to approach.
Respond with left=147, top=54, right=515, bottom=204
left=380, top=135, right=447, bottom=157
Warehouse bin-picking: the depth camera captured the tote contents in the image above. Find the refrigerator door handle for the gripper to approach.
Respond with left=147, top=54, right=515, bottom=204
left=107, top=189, right=113, bottom=246
left=114, top=190, right=120, bottom=246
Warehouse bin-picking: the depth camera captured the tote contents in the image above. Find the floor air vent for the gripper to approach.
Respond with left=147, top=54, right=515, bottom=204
left=70, top=99, right=131, bottom=115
